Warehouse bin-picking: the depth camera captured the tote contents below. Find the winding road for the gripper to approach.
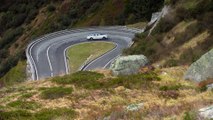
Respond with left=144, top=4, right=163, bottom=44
left=26, top=26, right=142, bottom=80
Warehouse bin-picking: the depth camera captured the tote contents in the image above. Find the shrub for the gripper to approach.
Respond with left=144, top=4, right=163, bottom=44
left=47, top=4, right=56, bottom=12
left=40, top=87, right=73, bottom=99
left=52, top=71, right=104, bottom=89
left=163, top=58, right=179, bottom=67
left=160, top=90, right=179, bottom=99
left=0, top=27, right=24, bottom=49
left=105, top=72, right=160, bottom=89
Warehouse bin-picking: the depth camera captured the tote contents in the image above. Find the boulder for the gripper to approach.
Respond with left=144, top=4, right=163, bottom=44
left=199, top=105, right=213, bottom=119
left=184, top=49, right=213, bottom=83
left=110, top=55, right=149, bottom=75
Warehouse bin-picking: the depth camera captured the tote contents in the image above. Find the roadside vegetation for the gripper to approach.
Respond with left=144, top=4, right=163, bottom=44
left=67, top=42, right=115, bottom=72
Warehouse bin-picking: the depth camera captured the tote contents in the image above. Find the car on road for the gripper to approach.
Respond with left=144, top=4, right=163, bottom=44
left=87, top=33, right=108, bottom=40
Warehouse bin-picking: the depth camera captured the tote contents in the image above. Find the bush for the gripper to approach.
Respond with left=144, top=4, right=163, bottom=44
left=105, top=72, right=160, bottom=89
left=160, top=90, right=179, bottom=99
left=47, top=4, right=56, bottom=12
left=52, top=71, right=104, bottom=89
left=40, top=87, right=73, bottom=99
left=163, top=58, right=179, bottom=67
left=0, top=27, right=24, bottom=49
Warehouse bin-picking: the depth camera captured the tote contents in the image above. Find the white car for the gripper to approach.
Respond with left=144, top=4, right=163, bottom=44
left=87, top=33, right=108, bottom=40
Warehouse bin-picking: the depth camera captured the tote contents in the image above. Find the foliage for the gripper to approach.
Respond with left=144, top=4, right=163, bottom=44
left=47, top=4, right=56, bottom=12
left=40, top=87, right=73, bottom=99
left=124, top=0, right=164, bottom=22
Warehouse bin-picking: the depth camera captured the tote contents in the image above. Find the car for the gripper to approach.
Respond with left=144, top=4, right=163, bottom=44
left=86, top=33, right=108, bottom=40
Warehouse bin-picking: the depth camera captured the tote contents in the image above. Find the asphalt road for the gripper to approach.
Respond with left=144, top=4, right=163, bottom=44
left=26, top=26, right=142, bottom=80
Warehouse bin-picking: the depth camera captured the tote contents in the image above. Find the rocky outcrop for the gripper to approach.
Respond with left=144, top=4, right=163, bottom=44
left=199, top=105, right=213, bottom=119
left=110, top=55, right=149, bottom=75
left=184, top=49, right=213, bottom=83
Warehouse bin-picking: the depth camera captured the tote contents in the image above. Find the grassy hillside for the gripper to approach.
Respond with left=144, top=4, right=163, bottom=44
left=124, top=0, right=213, bottom=67
left=0, top=0, right=163, bottom=86
left=0, top=69, right=212, bottom=119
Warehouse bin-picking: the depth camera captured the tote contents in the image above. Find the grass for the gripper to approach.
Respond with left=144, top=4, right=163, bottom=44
left=7, top=100, right=41, bottom=110
left=53, top=71, right=160, bottom=90
left=40, top=86, right=73, bottom=99
left=67, top=42, right=115, bottom=73
left=52, top=71, right=104, bottom=89
left=0, top=108, right=76, bottom=120
left=0, top=61, right=26, bottom=86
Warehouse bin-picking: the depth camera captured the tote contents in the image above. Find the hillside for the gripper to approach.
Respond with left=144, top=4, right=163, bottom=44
left=0, top=69, right=212, bottom=119
left=124, top=0, right=213, bottom=68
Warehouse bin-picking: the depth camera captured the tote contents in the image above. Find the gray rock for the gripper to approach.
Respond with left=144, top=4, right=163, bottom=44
left=126, top=103, right=144, bottom=111
left=110, top=55, right=149, bottom=75
left=184, top=49, right=213, bottom=82
left=207, top=84, right=213, bottom=90
left=199, top=105, right=213, bottom=119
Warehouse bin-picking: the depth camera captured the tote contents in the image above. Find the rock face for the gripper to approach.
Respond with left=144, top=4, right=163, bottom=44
left=199, top=105, right=213, bottom=119
left=110, top=55, right=149, bottom=75
left=184, top=49, right=213, bottom=82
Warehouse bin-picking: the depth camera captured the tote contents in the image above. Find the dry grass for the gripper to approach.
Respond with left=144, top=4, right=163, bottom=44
left=0, top=66, right=212, bottom=119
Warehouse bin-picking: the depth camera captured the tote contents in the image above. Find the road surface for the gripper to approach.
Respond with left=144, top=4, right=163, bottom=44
left=26, top=26, right=142, bottom=80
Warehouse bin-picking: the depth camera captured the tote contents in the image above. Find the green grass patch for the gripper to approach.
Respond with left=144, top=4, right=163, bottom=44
left=67, top=42, right=115, bottom=73
left=52, top=71, right=104, bottom=89
left=53, top=71, right=160, bottom=90
left=40, top=87, right=73, bottom=99
left=20, top=92, right=37, bottom=99
left=105, top=72, right=160, bottom=89
left=0, top=61, right=26, bottom=86
left=7, top=100, right=40, bottom=110
left=0, top=108, right=76, bottom=120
